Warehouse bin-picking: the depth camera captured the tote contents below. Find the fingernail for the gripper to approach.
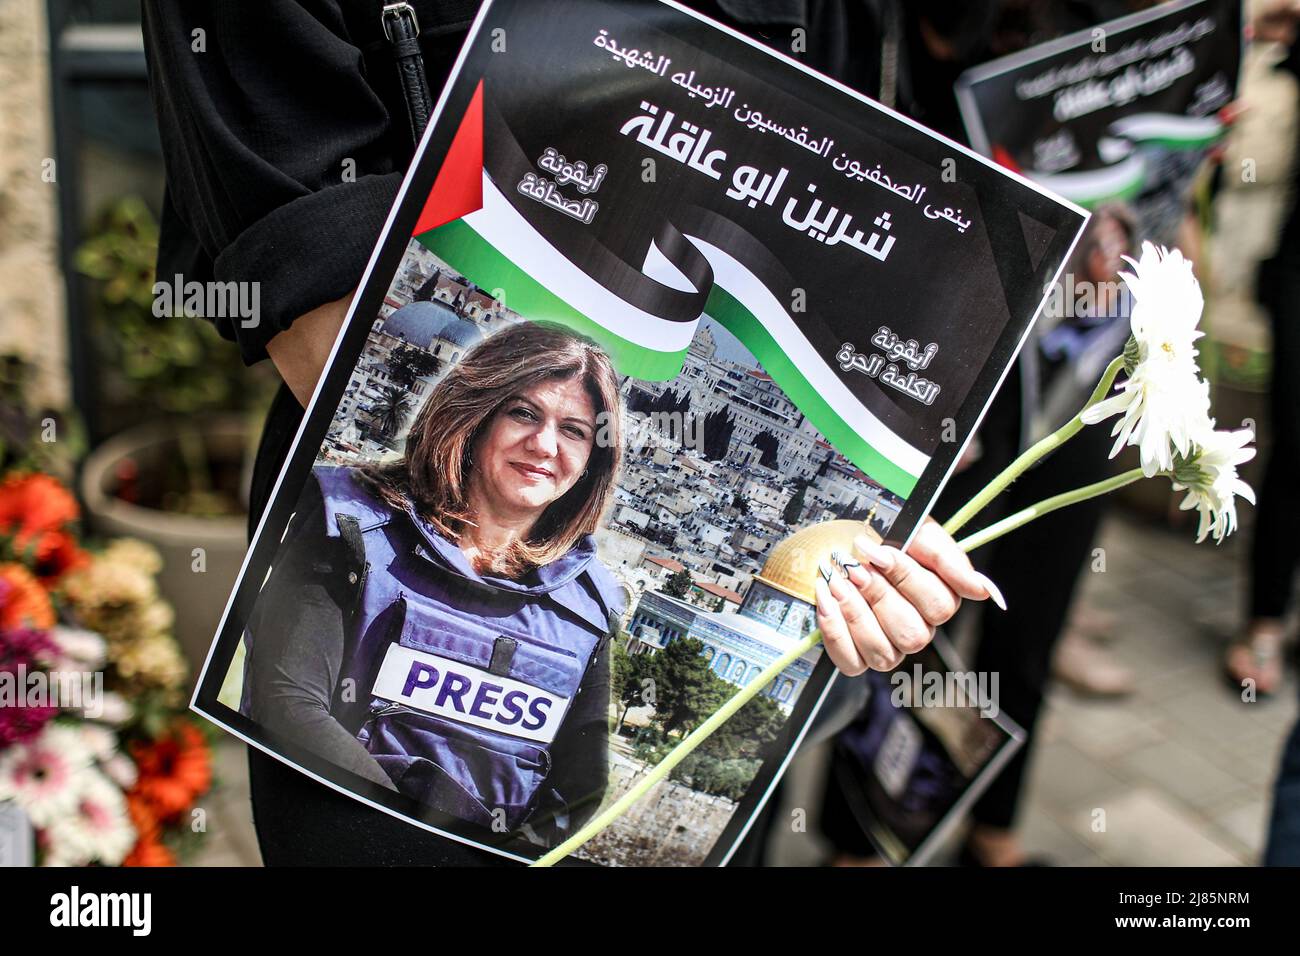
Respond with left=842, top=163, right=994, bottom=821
left=818, top=560, right=834, bottom=584
left=814, top=576, right=833, bottom=616
left=856, top=537, right=894, bottom=571
left=844, top=562, right=875, bottom=591
left=831, top=550, right=861, bottom=573
left=975, top=571, right=1007, bottom=611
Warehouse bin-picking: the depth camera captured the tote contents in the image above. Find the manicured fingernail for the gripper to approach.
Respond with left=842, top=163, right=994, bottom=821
left=975, top=571, right=1007, bottom=610
left=830, top=550, right=861, bottom=573
left=856, top=537, right=894, bottom=571
left=814, top=576, right=833, bottom=616
left=818, top=560, right=834, bottom=584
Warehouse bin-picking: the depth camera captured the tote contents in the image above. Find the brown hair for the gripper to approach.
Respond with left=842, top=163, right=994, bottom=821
left=360, top=321, right=623, bottom=578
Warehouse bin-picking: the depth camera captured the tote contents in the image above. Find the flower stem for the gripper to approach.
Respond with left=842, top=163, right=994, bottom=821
left=531, top=629, right=822, bottom=867
left=956, top=467, right=1146, bottom=553
left=942, top=355, right=1125, bottom=538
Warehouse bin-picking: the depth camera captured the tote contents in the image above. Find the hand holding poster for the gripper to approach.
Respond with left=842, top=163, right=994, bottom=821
left=192, top=0, right=1086, bottom=866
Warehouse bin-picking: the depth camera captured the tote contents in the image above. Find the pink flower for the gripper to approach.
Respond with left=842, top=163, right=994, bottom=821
left=0, top=723, right=92, bottom=827
left=0, top=628, right=61, bottom=747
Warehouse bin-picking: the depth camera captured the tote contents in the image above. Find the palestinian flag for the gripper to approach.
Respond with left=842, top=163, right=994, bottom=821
left=410, top=82, right=929, bottom=498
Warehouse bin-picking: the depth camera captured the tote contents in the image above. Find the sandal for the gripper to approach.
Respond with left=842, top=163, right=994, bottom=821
left=1223, top=625, right=1285, bottom=699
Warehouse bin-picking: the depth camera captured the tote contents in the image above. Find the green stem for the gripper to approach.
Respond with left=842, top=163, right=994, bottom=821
left=942, top=355, right=1125, bottom=538
left=957, top=467, right=1145, bottom=553
left=531, top=629, right=822, bottom=867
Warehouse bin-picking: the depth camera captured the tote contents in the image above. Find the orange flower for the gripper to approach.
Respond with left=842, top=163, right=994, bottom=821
left=129, top=720, right=212, bottom=822
left=0, top=563, right=55, bottom=630
left=0, top=473, right=79, bottom=547
left=126, top=792, right=161, bottom=843
left=123, top=835, right=177, bottom=867
left=123, top=792, right=176, bottom=866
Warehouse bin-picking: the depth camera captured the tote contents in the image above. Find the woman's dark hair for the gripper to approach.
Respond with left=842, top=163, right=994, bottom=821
left=360, top=321, right=623, bottom=578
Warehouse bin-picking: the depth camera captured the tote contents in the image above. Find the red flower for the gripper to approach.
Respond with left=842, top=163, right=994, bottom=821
left=0, top=473, right=79, bottom=547
left=129, top=720, right=212, bottom=822
left=29, top=530, right=88, bottom=585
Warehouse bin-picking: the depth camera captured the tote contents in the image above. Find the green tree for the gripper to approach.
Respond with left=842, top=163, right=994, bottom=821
left=663, top=566, right=694, bottom=599
left=701, top=407, right=736, bottom=460
left=371, top=384, right=415, bottom=440
left=652, top=637, right=729, bottom=737
left=611, top=638, right=658, bottom=735
left=700, top=693, right=786, bottom=762
left=385, top=342, right=440, bottom=389
left=783, top=479, right=808, bottom=525
left=752, top=429, right=780, bottom=469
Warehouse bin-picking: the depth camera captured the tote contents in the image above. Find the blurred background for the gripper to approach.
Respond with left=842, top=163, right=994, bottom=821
left=0, top=0, right=1295, bottom=866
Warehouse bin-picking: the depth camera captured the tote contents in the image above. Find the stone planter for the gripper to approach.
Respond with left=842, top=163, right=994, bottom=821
left=80, top=417, right=251, bottom=685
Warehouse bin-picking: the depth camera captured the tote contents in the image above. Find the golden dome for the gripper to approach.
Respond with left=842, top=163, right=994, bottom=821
left=752, top=519, right=884, bottom=605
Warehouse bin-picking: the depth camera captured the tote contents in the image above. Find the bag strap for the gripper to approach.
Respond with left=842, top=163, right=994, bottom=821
left=380, top=2, right=434, bottom=147
left=334, top=513, right=371, bottom=626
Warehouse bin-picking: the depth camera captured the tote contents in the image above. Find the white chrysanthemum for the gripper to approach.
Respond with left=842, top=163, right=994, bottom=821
left=1081, top=242, right=1213, bottom=475
left=1170, top=426, right=1257, bottom=544
left=41, top=768, right=136, bottom=867
left=49, top=626, right=107, bottom=668
left=0, top=723, right=93, bottom=828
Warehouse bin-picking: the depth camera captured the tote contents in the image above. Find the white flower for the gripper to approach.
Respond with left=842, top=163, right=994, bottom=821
left=78, top=722, right=119, bottom=762
left=101, top=752, right=139, bottom=790
left=1170, top=426, right=1257, bottom=544
left=41, top=768, right=136, bottom=867
left=49, top=626, right=107, bottom=669
left=1081, top=242, right=1213, bottom=475
left=94, top=691, right=134, bottom=726
left=0, top=723, right=93, bottom=828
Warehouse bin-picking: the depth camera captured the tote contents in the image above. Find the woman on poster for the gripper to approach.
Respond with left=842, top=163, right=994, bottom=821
left=241, top=322, right=627, bottom=844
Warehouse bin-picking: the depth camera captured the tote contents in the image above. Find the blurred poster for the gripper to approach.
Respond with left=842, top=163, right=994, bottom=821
left=832, top=635, right=1025, bottom=867
left=957, top=0, right=1243, bottom=246
left=191, top=0, right=1085, bottom=866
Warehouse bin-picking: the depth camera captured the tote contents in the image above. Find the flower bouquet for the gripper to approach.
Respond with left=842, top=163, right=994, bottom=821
left=0, top=361, right=213, bottom=866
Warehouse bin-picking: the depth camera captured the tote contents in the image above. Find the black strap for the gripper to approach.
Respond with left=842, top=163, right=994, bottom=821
left=334, top=514, right=370, bottom=624
left=381, top=2, right=435, bottom=147
left=488, top=636, right=518, bottom=677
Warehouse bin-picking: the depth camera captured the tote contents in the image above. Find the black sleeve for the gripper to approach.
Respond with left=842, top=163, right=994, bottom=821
left=538, top=622, right=615, bottom=833
left=140, top=0, right=404, bottom=365
left=245, top=481, right=398, bottom=791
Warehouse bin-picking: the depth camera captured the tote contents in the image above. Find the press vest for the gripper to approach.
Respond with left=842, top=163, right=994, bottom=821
left=266, top=465, right=623, bottom=832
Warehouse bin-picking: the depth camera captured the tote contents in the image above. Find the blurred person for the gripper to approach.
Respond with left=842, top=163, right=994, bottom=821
left=1226, top=0, right=1300, bottom=701
left=1234, top=0, right=1300, bottom=866
left=818, top=1, right=1184, bottom=868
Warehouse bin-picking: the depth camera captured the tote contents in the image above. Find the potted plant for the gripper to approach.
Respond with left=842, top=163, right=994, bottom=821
left=74, top=197, right=276, bottom=671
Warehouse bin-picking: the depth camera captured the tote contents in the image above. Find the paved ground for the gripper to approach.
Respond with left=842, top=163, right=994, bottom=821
left=1011, top=514, right=1296, bottom=866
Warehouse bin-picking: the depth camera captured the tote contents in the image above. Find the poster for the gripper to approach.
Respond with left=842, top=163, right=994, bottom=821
left=958, top=0, right=1242, bottom=442
left=956, top=0, right=1243, bottom=246
left=191, top=0, right=1086, bottom=866
left=831, top=634, right=1025, bottom=867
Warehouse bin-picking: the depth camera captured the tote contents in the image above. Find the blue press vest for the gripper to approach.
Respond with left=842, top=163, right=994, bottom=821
left=307, top=465, right=622, bottom=830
